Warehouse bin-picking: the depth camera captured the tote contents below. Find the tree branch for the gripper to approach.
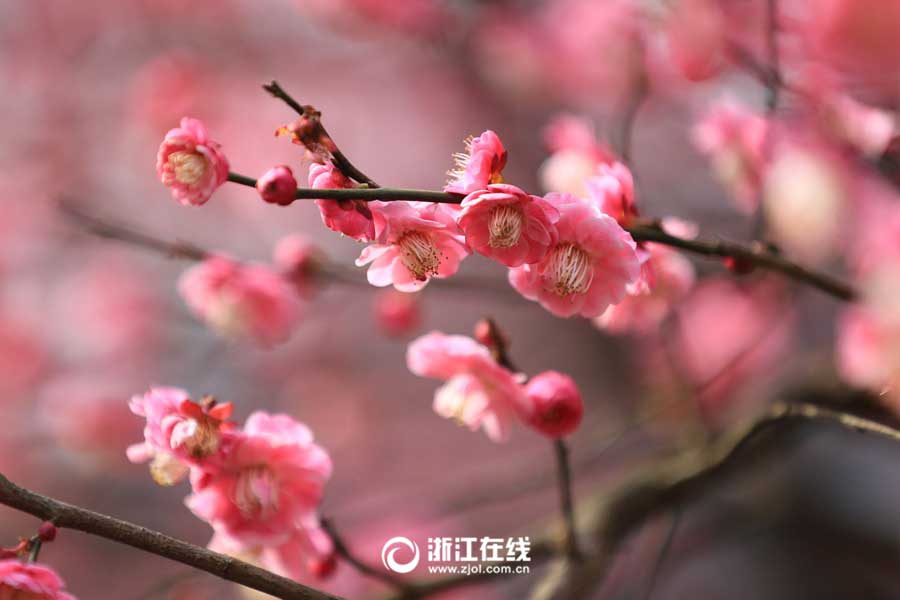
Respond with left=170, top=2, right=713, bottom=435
left=0, top=473, right=342, bottom=600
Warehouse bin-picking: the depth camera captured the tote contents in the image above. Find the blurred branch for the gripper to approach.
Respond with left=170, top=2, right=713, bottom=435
left=764, top=0, right=781, bottom=113
left=618, top=72, right=649, bottom=164
left=321, top=518, right=412, bottom=593
left=224, top=174, right=857, bottom=300
left=553, top=440, right=581, bottom=560
left=0, top=473, right=342, bottom=600
left=263, top=80, right=380, bottom=187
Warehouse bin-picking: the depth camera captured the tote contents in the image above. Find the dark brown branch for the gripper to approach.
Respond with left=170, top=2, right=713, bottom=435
left=0, top=473, right=342, bottom=600
left=553, top=440, right=581, bottom=560
left=263, top=81, right=379, bottom=187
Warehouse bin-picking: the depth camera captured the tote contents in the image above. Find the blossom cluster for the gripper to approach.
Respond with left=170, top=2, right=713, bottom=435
left=127, top=387, right=334, bottom=580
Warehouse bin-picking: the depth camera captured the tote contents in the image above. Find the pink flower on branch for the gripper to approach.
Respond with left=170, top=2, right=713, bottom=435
left=407, top=332, right=528, bottom=442
left=585, top=162, right=638, bottom=226
left=127, top=387, right=236, bottom=486
left=186, top=412, right=332, bottom=547
left=257, top=165, right=298, bottom=206
left=156, top=117, right=229, bottom=207
left=444, top=130, right=508, bottom=195
left=523, top=371, right=584, bottom=438
left=309, top=162, right=379, bottom=242
left=509, top=194, right=641, bottom=318
left=458, top=183, right=559, bottom=267
left=356, top=202, right=469, bottom=292
left=178, top=256, right=302, bottom=346
left=0, top=560, right=76, bottom=600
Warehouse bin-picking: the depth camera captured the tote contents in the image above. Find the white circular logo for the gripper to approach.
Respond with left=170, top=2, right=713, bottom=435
left=381, top=536, right=420, bottom=573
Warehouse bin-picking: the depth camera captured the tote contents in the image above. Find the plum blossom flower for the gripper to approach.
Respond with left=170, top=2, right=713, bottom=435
left=407, top=332, right=528, bottom=442
left=458, top=184, right=559, bottom=267
left=186, top=412, right=332, bottom=546
left=523, top=371, right=583, bottom=438
left=693, top=100, right=769, bottom=213
left=374, top=290, right=421, bottom=337
left=127, top=387, right=235, bottom=485
left=356, top=202, right=469, bottom=292
left=585, top=162, right=637, bottom=226
left=444, top=130, right=507, bottom=195
left=256, top=165, right=297, bottom=206
left=309, top=162, right=379, bottom=242
left=0, top=560, right=76, bottom=600
left=156, top=117, right=229, bottom=206
left=209, top=527, right=335, bottom=582
left=665, top=0, right=728, bottom=81
left=594, top=242, right=695, bottom=334
left=540, top=114, right=615, bottom=196
left=273, top=234, right=323, bottom=299
left=837, top=307, right=900, bottom=402
left=178, top=256, right=302, bottom=346
left=509, top=194, right=641, bottom=318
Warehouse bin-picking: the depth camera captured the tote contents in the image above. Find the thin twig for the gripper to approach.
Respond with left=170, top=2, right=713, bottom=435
left=0, top=473, right=342, bottom=600
left=263, top=81, right=379, bottom=187
left=553, top=440, right=581, bottom=560
left=321, top=518, right=411, bottom=593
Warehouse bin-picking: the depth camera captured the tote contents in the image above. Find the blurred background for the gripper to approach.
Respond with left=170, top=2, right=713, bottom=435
left=2, top=0, right=900, bottom=598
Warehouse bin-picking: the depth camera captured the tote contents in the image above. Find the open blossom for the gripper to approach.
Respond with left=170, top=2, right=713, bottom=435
left=524, top=371, right=583, bottom=438
left=178, top=256, right=302, bottom=346
left=509, top=194, right=641, bottom=318
left=693, top=100, right=768, bottom=213
left=407, top=332, right=528, bottom=442
left=127, top=387, right=235, bottom=485
left=585, top=162, right=637, bottom=225
left=594, top=242, right=696, bottom=334
left=0, top=560, right=75, bottom=600
left=309, top=162, right=378, bottom=242
left=458, top=184, right=559, bottom=267
left=256, top=165, right=297, bottom=206
left=156, top=117, right=229, bottom=206
left=444, top=130, right=507, bottom=195
left=209, top=526, right=335, bottom=582
left=540, top=114, right=614, bottom=196
left=186, top=412, right=332, bottom=546
left=356, top=202, right=469, bottom=292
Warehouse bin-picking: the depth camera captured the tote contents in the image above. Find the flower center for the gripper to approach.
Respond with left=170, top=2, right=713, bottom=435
left=488, top=204, right=524, bottom=248
left=170, top=417, right=220, bottom=459
left=544, top=243, right=593, bottom=296
left=398, top=231, right=440, bottom=281
left=168, top=150, right=209, bottom=185
left=234, top=466, right=279, bottom=519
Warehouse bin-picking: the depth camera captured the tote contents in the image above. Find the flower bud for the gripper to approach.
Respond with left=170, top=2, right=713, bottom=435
left=256, top=165, right=297, bottom=206
left=524, top=371, right=583, bottom=438
left=37, top=522, right=57, bottom=543
left=307, top=553, right=338, bottom=579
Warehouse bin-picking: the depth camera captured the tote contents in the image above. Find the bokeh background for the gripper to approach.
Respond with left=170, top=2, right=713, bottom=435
left=2, top=0, right=900, bottom=598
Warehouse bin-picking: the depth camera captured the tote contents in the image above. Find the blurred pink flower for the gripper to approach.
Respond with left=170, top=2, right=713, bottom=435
left=594, top=243, right=696, bottom=334
left=210, top=525, right=335, bottom=582
left=585, top=162, right=637, bottom=225
left=130, top=51, right=212, bottom=134
left=837, top=306, right=900, bottom=401
left=407, top=332, right=528, bottom=442
left=540, top=114, right=615, bottom=196
left=178, top=256, right=302, bottom=346
left=458, top=184, right=559, bottom=267
left=693, top=99, right=769, bottom=213
left=665, top=0, right=728, bottom=81
left=509, top=194, right=641, bottom=318
left=186, top=412, right=332, bottom=546
left=356, top=202, right=469, bottom=292
left=374, top=290, right=421, bottom=337
left=273, top=234, right=323, bottom=299
left=257, top=165, right=297, bottom=206
left=444, top=131, right=507, bottom=195
left=309, top=162, right=378, bottom=241
left=523, top=371, right=583, bottom=438
left=0, top=560, right=75, bottom=600
left=156, top=117, right=230, bottom=207
left=127, top=387, right=235, bottom=485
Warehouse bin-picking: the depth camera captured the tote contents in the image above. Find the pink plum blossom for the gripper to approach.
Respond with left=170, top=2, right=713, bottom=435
left=209, top=526, right=335, bottom=582
left=0, top=560, right=75, bottom=600
left=186, top=412, right=332, bottom=546
left=273, top=234, right=323, bottom=299
left=178, top=256, right=302, bottom=346
left=693, top=100, right=769, bottom=213
left=257, top=165, right=297, bottom=206
left=127, top=387, right=236, bottom=485
left=309, top=162, right=379, bottom=241
left=594, top=243, right=696, bottom=334
left=374, top=290, right=421, bottom=337
left=523, top=371, right=583, bottom=438
left=356, top=202, right=469, bottom=292
left=407, top=332, right=528, bottom=442
left=665, top=0, right=728, bottom=81
left=458, top=183, right=559, bottom=267
left=156, top=117, right=229, bottom=206
left=540, top=114, right=615, bottom=196
left=444, top=130, right=507, bottom=195
left=508, top=194, right=641, bottom=319
left=837, top=306, right=900, bottom=401
left=585, top=162, right=637, bottom=225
